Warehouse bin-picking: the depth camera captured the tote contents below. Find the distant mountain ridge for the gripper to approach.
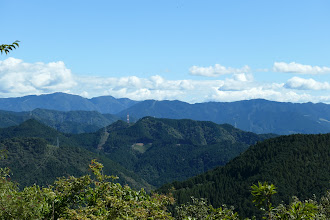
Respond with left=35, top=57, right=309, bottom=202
left=118, top=99, right=330, bottom=134
left=0, top=93, right=329, bottom=134
left=0, top=108, right=119, bottom=134
left=0, top=92, right=138, bottom=114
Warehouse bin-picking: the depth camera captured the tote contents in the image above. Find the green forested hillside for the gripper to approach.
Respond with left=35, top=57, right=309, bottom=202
left=27, top=108, right=119, bottom=133
left=159, top=133, right=330, bottom=217
left=0, top=119, right=329, bottom=218
left=75, top=117, right=275, bottom=187
left=1, top=159, right=329, bottom=219
left=0, top=121, right=151, bottom=190
left=0, top=117, right=275, bottom=189
left=0, top=109, right=119, bottom=134
left=0, top=119, right=78, bottom=147
left=0, top=137, right=151, bottom=190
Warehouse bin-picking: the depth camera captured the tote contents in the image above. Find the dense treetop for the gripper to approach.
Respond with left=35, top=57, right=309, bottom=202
left=159, top=133, right=330, bottom=217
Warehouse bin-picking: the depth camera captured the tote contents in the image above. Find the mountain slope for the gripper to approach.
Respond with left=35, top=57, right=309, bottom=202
left=0, top=109, right=119, bottom=134
left=90, top=96, right=138, bottom=114
left=27, top=108, right=119, bottom=133
left=0, top=93, right=95, bottom=112
left=159, top=133, right=330, bottom=217
left=117, top=99, right=330, bottom=134
left=0, top=120, right=151, bottom=190
left=0, top=110, right=26, bottom=128
left=0, top=119, right=78, bottom=147
left=0, top=118, right=273, bottom=189
left=76, top=117, right=275, bottom=187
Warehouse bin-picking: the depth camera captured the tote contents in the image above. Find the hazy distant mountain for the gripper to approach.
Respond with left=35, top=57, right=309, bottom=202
left=0, top=108, right=119, bottom=134
left=117, top=99, right=330, bottom=134
left=0, top=92, right=138, bottom=114
left=1, top=93, right=329, bottom=134
left=90, top=96, right=138, bottom=114
left=0, top=110, right=26, bottom=128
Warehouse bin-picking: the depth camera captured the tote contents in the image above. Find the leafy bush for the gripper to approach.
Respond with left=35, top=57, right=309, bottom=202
left=0, top=161, right=328, bottom=219
left=0, top=160, right=174, bottom=219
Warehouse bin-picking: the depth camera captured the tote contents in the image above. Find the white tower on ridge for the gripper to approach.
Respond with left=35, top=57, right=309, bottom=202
left=127, top=113, right=130, bottom=124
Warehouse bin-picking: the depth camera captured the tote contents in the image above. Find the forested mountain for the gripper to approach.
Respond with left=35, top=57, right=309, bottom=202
left=0, top=119, right=76, bottom=146
left=117, top=99, right=330, bottom=134
left=1, top=117, right=329, bottom=218
left=0, top=110, right=26, bottom=127
left=89, top=95, right=139, bottom=114
left=0, top=93, right=329, bottom=135
left=0, top=118, right=275, bottom=189
left=0, top=109, right=119, bottom=133
left=0, top=92, right=138, bottom=114
left=0, top=120, right=151, bottom=190
left=159, top=133, right=330, bottom=217
left=74, top=117, right=275, bottom=187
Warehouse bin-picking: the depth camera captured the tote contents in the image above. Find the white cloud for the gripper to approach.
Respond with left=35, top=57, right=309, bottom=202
left=0, top=58, right=329, bottom=104
left=210, top=87, right=318, bottom=103
left=273, top=62, right=330, bottom=74
left=189, top=64, right=250, bottom=77
left=233, top=73, right=252, bottom=82
left=0, top=57, right=76, bottom=96
left=285, top=77, right=330, bottom=90
left=75, top=74, right=223, bottom=102
left=218, top=73, right=254, bottom=91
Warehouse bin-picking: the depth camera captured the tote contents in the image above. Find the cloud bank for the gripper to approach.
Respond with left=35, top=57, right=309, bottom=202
left=0, top=58, right=76, bottom=95
left=285, top=77, right=330, bottom=90
left=0, top=58, right=329, bottom=104
left=189, top=64, right=250, bottom=77
left=273, top=62, right=330, bottom=74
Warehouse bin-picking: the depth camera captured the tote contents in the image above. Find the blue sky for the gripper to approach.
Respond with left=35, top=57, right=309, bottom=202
left=1, top=0, right=330, bottom=103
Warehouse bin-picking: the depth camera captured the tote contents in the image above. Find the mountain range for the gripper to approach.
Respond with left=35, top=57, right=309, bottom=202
left=0, top=108, right=118, bottom=134
left=116, top=99, right=330, bottom=134
left=0, top=93, right=329, bottom=135
left=0, top=92, right=138, bottom=114
left=0, top=113, right=329, bottom=218
left=0, top=117, right=274, bottom=189
left=74, top=117, right=275, bottom=187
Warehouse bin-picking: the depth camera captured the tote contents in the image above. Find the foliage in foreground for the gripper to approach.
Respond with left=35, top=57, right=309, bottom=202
left=0, top=160, right=174, bottom=219
left=0, top=162, right=329, bottom=219
left=174, top=182, right=329, bottom=220
left=250, top=182, right=329, bottom=220
left=159, top=133, right=330, bottom=217
left=0, top=41, right=19, bottom=55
